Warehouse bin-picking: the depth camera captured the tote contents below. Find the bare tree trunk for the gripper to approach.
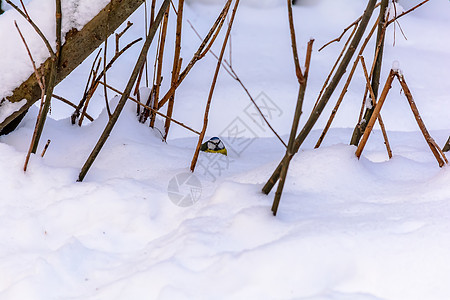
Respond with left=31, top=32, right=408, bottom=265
left=0, top=0, right=145, bottom=135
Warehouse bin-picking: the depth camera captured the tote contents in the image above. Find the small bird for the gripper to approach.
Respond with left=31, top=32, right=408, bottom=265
left=200, top=137, right=227, bottom=156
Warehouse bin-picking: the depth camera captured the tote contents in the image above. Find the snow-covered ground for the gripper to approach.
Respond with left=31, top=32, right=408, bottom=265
left=0, top=0, right=449, bottom=299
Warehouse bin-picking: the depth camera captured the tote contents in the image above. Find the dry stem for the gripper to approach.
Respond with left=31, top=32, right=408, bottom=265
left=157, top=0, right=233, bottom=110
left=396, top=72, right=447, bottom=167
left=100, top=81, right=200, bottom=135
left=359, top=55, right=392, bottom=159
left=315, top=17, right=380, bottom=149
left=78, top=0, right=170, bottom=182
left=286, top=0, right=304, bottom=84
left=355, top=69, right=395, bottom=158
left=40, top=139, right=51, bottom=157
left=164, top=0, right=184, bottom=140
left=5, top=0, right=55, bottom=59
left=190, top=0, right=239, bottom=172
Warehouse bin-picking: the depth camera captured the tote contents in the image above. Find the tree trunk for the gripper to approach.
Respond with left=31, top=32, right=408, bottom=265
left=0, top=0, right=145, bottom=135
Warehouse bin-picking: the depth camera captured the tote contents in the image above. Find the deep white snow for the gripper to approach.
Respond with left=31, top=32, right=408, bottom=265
left=0, top=0, right=449, bottom=299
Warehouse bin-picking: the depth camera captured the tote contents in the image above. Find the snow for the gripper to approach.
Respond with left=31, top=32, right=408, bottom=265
left=0, top=0, right=109, bottom=99
left=0, top=0, right=450, bottom=299
left=0, top=99, right=26, bottom=123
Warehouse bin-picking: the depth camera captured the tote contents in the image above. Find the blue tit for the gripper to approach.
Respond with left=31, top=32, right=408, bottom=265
left=200, top=137, right=227, bottom=156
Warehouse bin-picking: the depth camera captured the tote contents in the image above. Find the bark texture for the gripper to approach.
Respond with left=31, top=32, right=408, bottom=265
left=0, top=0, right=145, bottom=135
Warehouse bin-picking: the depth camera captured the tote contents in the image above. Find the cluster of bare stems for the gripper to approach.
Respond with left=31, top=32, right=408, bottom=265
left=7, top=0, right=446, bottom=207
left=77, top=0, right=290, bottom=181
left=261, top=0, right=445, bottom=216
left=6, top=0, right=62, bottom=171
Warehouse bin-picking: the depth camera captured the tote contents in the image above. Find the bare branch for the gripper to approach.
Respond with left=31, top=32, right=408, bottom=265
left=190, top=0, right=240, bottom=172
left=387, top=0, right=430, bottom=26
left=5, top=0, right=55, bottom=58
left=286, top=0, right=305, bottom=84
left=101, top=81, right=200, bottom=135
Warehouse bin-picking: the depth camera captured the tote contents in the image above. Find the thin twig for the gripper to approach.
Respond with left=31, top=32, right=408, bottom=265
left=319, top=2, right=381, bottom=51
left=100, top=81, right=200, bottom=135
left=395, top=72, right=447, bottom=167
left=164, top=0, right=184, bottom=140
left=263, top=0, right=378, bottom=195
left=149, top=7, right=169, bottom=127
left=229, top=66, right=287, bottom=148
left=115, top=21, right=133, bottom=54
left=78, top=0, right=170, bottom=182
left=386, top=0, right=430, bottom=26
left=187, top=20, right=235, bottom=78
left=52, top=94, right=94, bottom=121
left=287, top=0, right=305, bottom=84
left=17, top=21, right=46, bottom=172
left=355, top=69, right=396, bottom=158
left=359, top=55, right=392, bottom=159
left=5, top=0, right=55, bottom=58
left=73, top=37, right=142, bottom=125
left=78, top=56, right=102, bottom=126
left=40, top=139, right=51, bottom=157
left=315, top=16, right=380, bottom=148
left=19, top=0, right=30, bottom=19
left=29, top=0, right=62, bottom=154
left=190, top=0, right=240, bottom=172
left=72, top=49, right=102, bottom=124
left=187, top=19, right=286, bottom=148
left=272, top=38, right=314, bottom=216
left=319, top=19, right=360, bottom=52
left=350, top=0, right=389, bottom=146
left=157, top=0, right=233, bottom=110
left=55, top=0, right=62, bottom=62
left=14, top=21, right=44, bottom=91
left=169, top=0, right=178, bottom=15
left=198, top=12, right=229, bottom=60
left=313, top=23, right=358, bottom=110
left=103, top=11, right=112, bottom=118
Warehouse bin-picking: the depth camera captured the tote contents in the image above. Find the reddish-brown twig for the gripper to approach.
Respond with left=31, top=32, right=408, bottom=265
left=52, top=94, right=93, bottom=122
left=115, top=21, right=133, bottom=54
left=5, top=0, right=55, bottom=59
left=40, top=139, right=51, bottom=157
left=315, top=17, right=380, bottom=149
left=313, top=23, right=358, bottom=111
left=359, top=55, right=392, bottom=159
left=190, top=0, right=240, bottom=172
left=187, top=19, right=286, bottom=148
left=164, top=0, right=184, bottom=140
left=287, top=0, right=304, bottom=84
left=386, top=0, right=430, bottom=26
left=16, top=21, right=46, bottom=172
left=100, top=81, right=200, bottom=135
left=355, top=69, right=395, bottom=158
left=319, top=2, right=381, bottom=52
left=157, top=0, right=233, bottom=110
left=395, top=72, right=447, bottom=167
